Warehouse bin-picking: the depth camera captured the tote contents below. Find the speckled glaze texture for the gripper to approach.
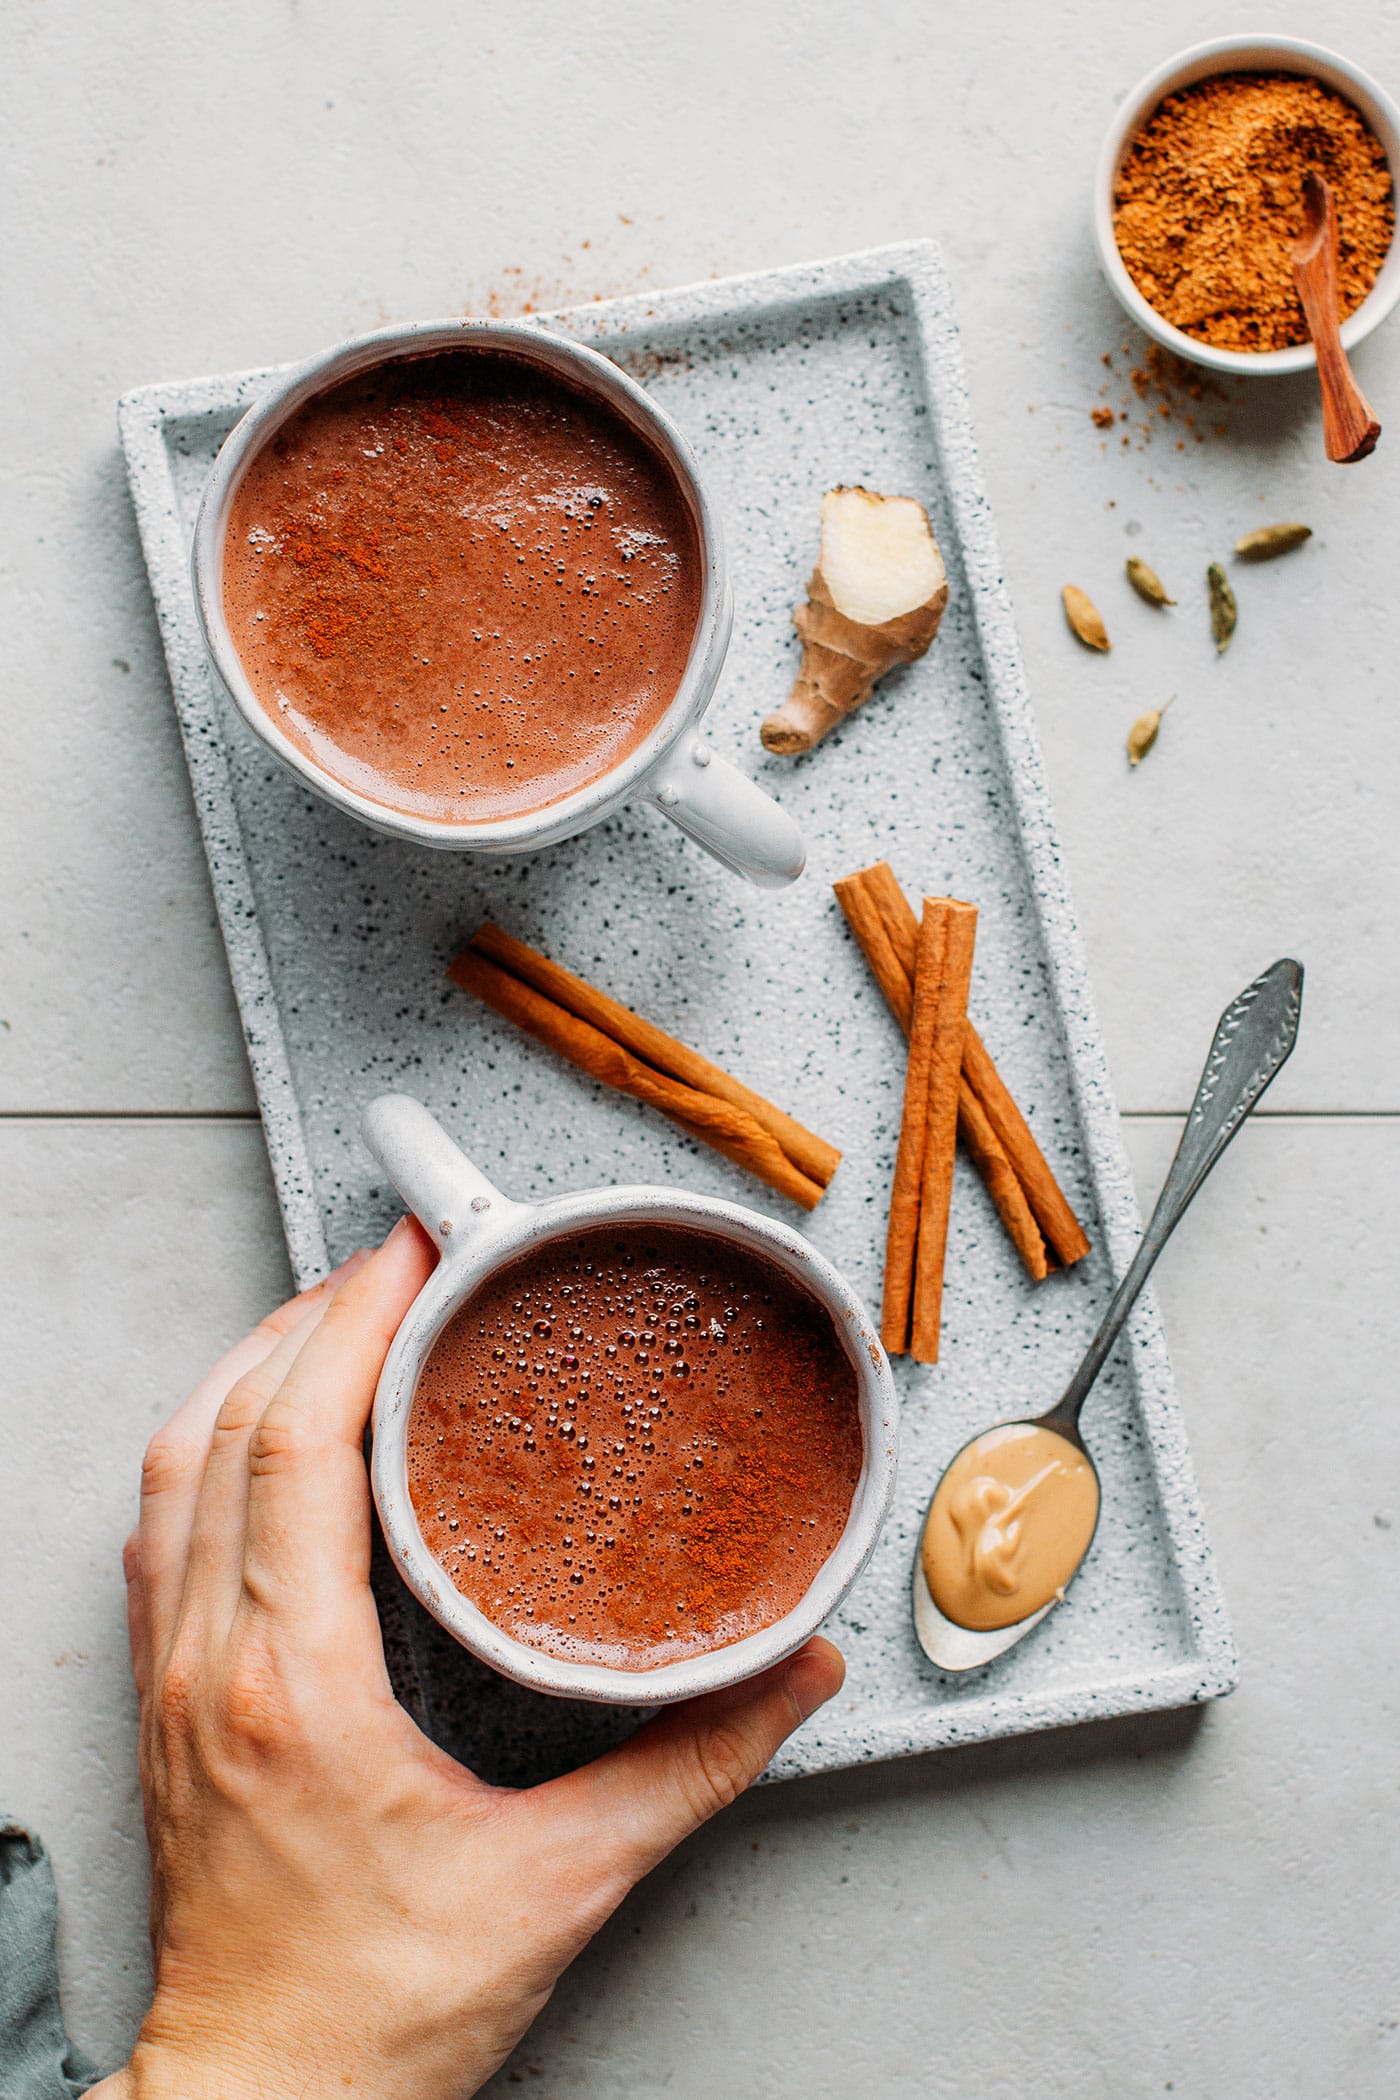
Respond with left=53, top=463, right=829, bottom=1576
left=118, top=241, right=1235, bottom=1786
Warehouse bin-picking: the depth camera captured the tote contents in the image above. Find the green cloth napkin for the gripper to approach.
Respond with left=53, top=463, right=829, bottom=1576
left=0, top=1819, right=103, bottom=2098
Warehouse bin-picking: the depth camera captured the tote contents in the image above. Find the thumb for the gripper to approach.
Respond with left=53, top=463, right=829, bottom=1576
left=533, top=1637, right=845, bottom=1891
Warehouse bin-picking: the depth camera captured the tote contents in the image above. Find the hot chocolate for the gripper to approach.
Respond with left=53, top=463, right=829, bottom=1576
left=223, top=349, right=701, bottom=823
left=407, top=1224, right=863, bottom=1670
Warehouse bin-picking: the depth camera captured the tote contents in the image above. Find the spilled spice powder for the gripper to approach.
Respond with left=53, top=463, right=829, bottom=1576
left=1114, top=71, right=1394, bottom=353
left=1091, top=339, right=1236, bottom=450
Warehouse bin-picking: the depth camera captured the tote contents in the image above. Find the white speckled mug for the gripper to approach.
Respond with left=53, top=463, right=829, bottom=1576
left=191, top=318, right=806, bottom=888
left=364, top=1093, right=899, bottom=1706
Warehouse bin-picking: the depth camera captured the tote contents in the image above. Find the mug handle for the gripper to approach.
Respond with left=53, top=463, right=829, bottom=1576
left=363, top=1094, right=521, bottom=1252
left=644, top=733, right=806, bottom=889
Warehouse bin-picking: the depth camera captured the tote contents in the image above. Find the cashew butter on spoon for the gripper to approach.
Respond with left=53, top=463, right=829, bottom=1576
left=914, top=959, right=1303, bottom=1673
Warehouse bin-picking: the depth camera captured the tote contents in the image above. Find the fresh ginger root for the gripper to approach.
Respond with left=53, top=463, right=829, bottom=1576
left=760, top=486, right=948, bottom=755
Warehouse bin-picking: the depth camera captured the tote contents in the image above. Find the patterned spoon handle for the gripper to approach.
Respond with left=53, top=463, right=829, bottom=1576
left=1051, top=958, right=1303, bottom=1428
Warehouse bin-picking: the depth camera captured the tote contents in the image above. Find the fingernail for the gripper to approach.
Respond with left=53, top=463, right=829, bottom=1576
left=383, top=1214, right=417, bottom=1248
left=785, top=1646, right=843, bottom=1723
left=325, top=1247, right=371, bottom=1286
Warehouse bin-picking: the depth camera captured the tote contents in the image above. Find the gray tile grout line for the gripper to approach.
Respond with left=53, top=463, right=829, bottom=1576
left=0, top=1109, right=264, bottom=1122
left=0, top=1109, right=1397, bottom=1123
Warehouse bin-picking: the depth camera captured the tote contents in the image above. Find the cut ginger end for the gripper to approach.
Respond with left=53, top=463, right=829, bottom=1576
left=819, top=486, right=944, bottom=625
left=760, top=486, right=948, bottom=756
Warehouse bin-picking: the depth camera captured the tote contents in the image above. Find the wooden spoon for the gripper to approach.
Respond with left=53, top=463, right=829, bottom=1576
left=1292, top=171, right=1381, bottom=463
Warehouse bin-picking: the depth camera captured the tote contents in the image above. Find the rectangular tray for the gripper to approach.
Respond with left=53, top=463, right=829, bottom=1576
left=119, top=240, right=1235, bottom=1785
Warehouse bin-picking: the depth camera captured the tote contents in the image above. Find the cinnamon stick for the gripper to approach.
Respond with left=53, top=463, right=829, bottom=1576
left=835, top=863, right=1043, bottom=1273
left=955, top=1084, right=1050, bottom=1283
left=881, top=912, right=943, bottom=1355
left=960, top=1026, right=1089, bottom=1267
left=832, top=864, right=916, bottom=1031
left=883, top=898, right=977, bottom=1361
left=470, top=922, right=840, bottom=1189
left=912, top=900, right=977, bottom=1362
left=835, top=863, right=1088, bottom=1271
left=449, top=933, right=838, bottom=1211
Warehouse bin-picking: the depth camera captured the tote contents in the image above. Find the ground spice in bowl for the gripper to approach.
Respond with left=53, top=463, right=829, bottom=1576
left=1114, top=71, right=1394, bottom=353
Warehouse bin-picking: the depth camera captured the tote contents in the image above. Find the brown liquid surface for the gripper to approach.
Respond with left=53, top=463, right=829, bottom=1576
left=223, top=350, right=701, bottom=822
left=408, top=1225, right=863, bottom=1670
left=922, top=1421, right=1099, bottom=1632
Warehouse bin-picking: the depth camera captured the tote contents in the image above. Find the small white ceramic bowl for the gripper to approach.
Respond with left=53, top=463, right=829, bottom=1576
left=1094, top=35, right=1400, bottom=375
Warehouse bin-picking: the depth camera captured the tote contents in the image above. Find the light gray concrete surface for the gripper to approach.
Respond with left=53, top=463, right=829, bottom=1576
left=3, top=2, right=1398, bottom=2094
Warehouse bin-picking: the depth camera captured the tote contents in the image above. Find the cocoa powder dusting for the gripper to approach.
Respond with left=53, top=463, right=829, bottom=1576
left=1114, top=72, right=1393, bottom=353
left=224, top=350, right=700, bottom=825
left=408, top=1224, right=862, bottom=1671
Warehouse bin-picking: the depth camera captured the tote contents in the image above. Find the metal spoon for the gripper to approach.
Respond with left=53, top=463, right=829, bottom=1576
left=913, top=958, right=1304, bottom=1672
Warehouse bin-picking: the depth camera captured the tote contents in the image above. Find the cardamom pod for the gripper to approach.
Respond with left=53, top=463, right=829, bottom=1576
left=1234, top=522, right=1312, bottom=562
left=1127, top=701, right=1171, bottom=767
left=1207, top=563, right=1237, bottom=654
left=1062, top=584, right=1110, bottom=651
left=1126, top=557, right=1175, bottom=606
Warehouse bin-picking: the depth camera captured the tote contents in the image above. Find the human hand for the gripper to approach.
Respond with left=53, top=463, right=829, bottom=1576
left=95, top=1219, right=844, bottom=2100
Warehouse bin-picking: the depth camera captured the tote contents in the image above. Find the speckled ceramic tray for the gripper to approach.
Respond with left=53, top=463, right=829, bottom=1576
left=118, top=240, right=1235, bottom=1785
